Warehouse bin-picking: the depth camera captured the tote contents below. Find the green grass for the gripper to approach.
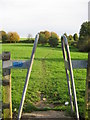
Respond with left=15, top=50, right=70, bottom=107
left=2, top=43, right=88, bottom=118
left=20, top=38, right=34, bottom=41
left=20, top=38, right=27, bottom=41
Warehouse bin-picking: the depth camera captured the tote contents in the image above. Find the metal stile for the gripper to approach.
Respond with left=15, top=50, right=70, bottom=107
left=0, top=33, right=89, bottom=119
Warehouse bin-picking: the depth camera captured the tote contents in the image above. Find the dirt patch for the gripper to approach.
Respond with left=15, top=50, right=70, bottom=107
left=21, top=100, right=75, bottom=119
left=22, top=110, right=75, bottom=119
left=34, top=100, right=55, bottom=109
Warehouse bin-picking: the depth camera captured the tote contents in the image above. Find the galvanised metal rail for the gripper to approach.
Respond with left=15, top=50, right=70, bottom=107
left=61, top=35, right=79, bottom=120
left=17, top=34, right=39, bottom=119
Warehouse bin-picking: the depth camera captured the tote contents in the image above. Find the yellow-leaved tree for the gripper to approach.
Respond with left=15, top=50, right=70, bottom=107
left=8, top=32, right=20, bottom=43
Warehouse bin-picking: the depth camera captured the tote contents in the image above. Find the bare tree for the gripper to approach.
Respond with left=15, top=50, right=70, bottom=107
left=27, top=34, right=32, bottom=40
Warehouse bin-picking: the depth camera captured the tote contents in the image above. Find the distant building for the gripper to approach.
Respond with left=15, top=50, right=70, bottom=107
left=88, top=1, right=90, bottom=21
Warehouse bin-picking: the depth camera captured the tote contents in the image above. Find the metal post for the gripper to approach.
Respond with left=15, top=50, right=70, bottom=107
left=18, top=34, right=39, bottom=119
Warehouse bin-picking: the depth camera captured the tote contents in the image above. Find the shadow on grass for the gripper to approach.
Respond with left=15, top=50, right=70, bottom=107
left=8, top=44, right=34, bottom=47
left=35, top=58, right=64, bottom=62
left=40, top=44, right=80, bottom=53
left=2, top=42, right=80, bottom=53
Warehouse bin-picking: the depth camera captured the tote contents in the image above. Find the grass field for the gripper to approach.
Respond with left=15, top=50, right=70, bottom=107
left=2, top=43, right=88, bottom=118
left=20, top=38, right=27, bottom=41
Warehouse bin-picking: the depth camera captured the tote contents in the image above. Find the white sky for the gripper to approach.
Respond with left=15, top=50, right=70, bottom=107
left=0, top=0, right=89, bottom=37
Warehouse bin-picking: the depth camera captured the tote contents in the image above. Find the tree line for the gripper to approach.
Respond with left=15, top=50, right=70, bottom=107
left=0, top=21, right=90, bottom=52
left=38, top=31, right=79, bottom=47
left=64, top=21, right=90, bottom=52
left=0, top=31, right=20, bottom=43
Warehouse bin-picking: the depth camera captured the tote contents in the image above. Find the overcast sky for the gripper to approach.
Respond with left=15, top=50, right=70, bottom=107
left=0, top=0, right=89, bottom=37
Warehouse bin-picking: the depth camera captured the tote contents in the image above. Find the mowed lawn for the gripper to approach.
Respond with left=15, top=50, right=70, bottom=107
left=2, top=43, right=88, bottom=117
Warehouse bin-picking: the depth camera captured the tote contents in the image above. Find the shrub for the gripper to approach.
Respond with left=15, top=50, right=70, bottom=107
left=49, top=32, right=59, bottom=47
left=68, top=40, right=74, bottom=46
left=78, top=21, right=90, bottom=52
left=44, top=31, right=51, bottom=40
left=19, top=38, right=34, bottom=43
left=73, top=33, right=79, bottom=41
left=62, top=34, right=77, bottom=47
left=8, top=32, right=20, bottom=43
left=68, top=35, right=73, bottom=41
left=0, top=31, right=8, bottom=43
left=78, top=35, right=90, bottom=52
left=38, top=31, right=51, bottom=45
left=71, top=41, right=78, bottom=47
left=38, top=33, right=47, bottom=45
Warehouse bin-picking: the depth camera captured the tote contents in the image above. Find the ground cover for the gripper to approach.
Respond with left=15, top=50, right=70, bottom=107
left=2, top=43, right=88, bottom=118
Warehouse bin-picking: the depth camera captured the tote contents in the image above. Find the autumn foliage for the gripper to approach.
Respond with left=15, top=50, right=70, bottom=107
left=8, top=32, right=20, bottom=43
left=39, top=30, right=59, bottom=47
left=0, top=31, right=20, bottom=43
left=49, top=32, right=59, bottom=47
left=38, top=31, right=51, bottom=44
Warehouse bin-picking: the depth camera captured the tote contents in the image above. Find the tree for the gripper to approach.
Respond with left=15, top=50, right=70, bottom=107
left=44, top=31, right=51, bottom=40
left=0, top=30, right=8, bottom=42
left=73, top=33, right=79, bottom=41
left=38, top=33, right=46, bottom=45
left=78, top=21, right=90, bottom=52
left=48, top=32, right=59, bottom=47
left=27, top=34, right=32, bottom=40
left=8, top=32, right=20, bottom=43
left=68, top=35, right=73, bottom=41
left=38, top=31, right=51, bottom=45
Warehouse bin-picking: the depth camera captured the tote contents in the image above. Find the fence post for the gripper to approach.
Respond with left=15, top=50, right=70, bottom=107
left=2, top=52, right=12, bottom=118
left=85, top=52, right=90, bottom=119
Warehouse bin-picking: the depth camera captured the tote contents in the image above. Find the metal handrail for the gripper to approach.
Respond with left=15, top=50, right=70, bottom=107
left=61, top=35, right=79, bottom=120
left=18, top=33, right=39, bottom=119
left=62, top=35, right=68, bottom=45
